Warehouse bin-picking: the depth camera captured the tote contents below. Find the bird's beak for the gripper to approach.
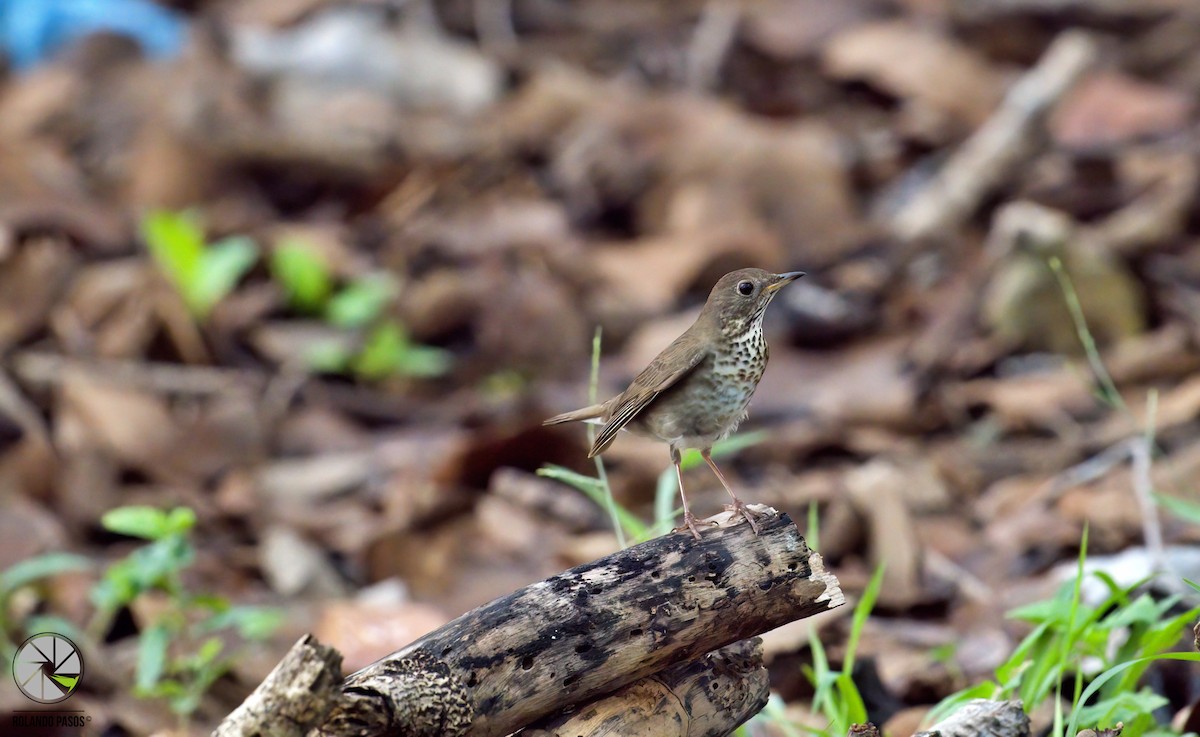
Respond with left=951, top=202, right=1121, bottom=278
left=765, top=271, right=805, bottom=293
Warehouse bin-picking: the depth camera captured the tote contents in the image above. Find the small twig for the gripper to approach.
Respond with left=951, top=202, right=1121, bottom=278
left=685, top=0, right=741, bottom=92
left=9, top=351, right=265, bottom=396
left=890, top=31, right=1098, bottom=244
left=1130, top=391, right=1165, bottom=573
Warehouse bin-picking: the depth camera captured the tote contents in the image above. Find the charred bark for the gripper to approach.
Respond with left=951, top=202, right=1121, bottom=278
left=314, top=506, right=842, bottom=737
left=523, top=638, right=768, bottom=737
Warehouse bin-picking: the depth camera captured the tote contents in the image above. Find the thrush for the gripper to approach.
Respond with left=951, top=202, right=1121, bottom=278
left=544, top=268, right=804, bottom=539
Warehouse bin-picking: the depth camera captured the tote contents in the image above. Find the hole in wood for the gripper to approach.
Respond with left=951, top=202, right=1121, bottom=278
left=788, top=562, right=797, bottom=571
left=521, top=655, right=534, bottom=670
left=687, top=575, right=696, bottom=583
left=759, top=579, right=773, bottom=590
left=575, top=642, right=591, bottom=654
left=563, top=673, right=579, bottom=688
left=630, top=628, right=643, bottom=638
left=467, top=672, right=478, bottom=687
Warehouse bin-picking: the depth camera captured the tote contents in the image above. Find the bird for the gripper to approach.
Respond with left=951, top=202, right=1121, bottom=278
left=544, top=268, right=805, bottom=539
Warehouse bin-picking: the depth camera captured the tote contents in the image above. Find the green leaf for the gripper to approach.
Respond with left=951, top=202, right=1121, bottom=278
left=1066, top=654, right=1200, bottom=735
left=351, top=322, right=451, bottom=380
left=537, top=465, right=606, bottom=495
left=164, top=507, right=197, bottom=536
left=394, top=343, right=453, bottom=378
left=326, top=275, right=396, bottom=328
left=188, top=637, right=225, bottom=668
left=136, top=623, right=171, bottom=692
left=194, top=235, right=258, bottom=316
left=0, top=553, right=91, bottom=596
left=23, top=615, right=84, bottom=645
left=924, top=681, right=1001, bottom=726
left=271, top=239, right=333, bottom=313
left=91, top=559, right=139, bottom=612
left=1153, top=492, right=1200, bottom=524
left=678, top=430, right=769, bottom=471
left=537, top=465, right=648, bottom=539
left=306, top=340, right=354, bottom=373
left=142, top=210, right=205, bottom=297
left=844, top=562, right=884, bottom=673
left=203, top=606, right=284, bottom=641
left=353, top=322, right=406, bottom=380
left=102, top=506, right=171, bottom=540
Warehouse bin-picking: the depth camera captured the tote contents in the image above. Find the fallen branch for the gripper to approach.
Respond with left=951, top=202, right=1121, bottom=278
left=890, top=31, right=1098, bottom=244
left=523, top=638, right=768, bottom=737
left=310, top=506, right=841, bottom=737
left=214, top=635, right=343, bottom=737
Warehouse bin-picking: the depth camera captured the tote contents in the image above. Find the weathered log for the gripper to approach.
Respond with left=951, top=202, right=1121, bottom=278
left=523, top=638, right=768, bottom=737
left=315, top=506, right=842, bottom=737
left=214, top=635, right=343, bottom=737
left=914, top=699, right=1031, bottom=737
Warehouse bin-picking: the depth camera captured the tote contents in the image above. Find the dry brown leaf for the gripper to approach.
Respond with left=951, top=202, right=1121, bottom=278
left=0, top=237, right=76, bottom=351
left=823, top=20, right=1007, bottom=127
left=58, top=376, right=178, bottom=474
left=843, top=460, right=925, bottom=608
left=742, top=0, right=876, bottom=60
left=1052, top=71, right=1193, bottom=149
left=315, top=598, right=448, bottom=673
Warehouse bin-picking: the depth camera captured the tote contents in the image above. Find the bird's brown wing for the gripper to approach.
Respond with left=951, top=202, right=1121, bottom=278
left=588, top=332, right=709, bottom=457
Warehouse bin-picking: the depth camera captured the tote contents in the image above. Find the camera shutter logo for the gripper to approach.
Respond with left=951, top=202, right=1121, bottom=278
left=12, top=633, right=84, bottom=704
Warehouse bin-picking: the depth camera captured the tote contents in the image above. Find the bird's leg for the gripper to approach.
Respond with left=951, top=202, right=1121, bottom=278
left=670, top=447, right=706, bottom=540
left=702, top=449, right=761, bottom=535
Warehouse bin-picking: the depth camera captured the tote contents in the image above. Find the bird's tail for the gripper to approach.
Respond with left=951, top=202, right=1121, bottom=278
left=543, top=404, right=606, bottom=426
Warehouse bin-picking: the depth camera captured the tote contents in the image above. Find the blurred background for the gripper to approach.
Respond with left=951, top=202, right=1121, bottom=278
left=0, top=0, right=1199, bottom=734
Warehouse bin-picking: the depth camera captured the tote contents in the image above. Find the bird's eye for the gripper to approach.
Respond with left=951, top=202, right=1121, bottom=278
left=737, top=281, right=754, bottom=296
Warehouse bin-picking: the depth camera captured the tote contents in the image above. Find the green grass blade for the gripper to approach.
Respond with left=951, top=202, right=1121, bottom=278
left=1066, top=653, right=1200, bottom=735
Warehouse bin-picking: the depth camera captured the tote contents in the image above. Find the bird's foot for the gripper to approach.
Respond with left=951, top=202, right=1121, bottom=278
left=724, top=499, right=762, bottom=535
left=673, top=512, right=715, bottom=540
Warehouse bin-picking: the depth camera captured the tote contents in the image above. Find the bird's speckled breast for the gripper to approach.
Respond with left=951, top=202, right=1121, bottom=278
left=632, top=323, right=768, bottom=448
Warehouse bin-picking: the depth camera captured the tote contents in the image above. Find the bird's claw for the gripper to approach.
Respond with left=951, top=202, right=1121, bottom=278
left=724, top=500, right=762, bottom=535
left=674, top=512, right=716, bottom=540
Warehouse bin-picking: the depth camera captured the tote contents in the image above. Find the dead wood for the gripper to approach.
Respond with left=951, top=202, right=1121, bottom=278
left=523, top=637, right=768, bottom=737
left=890, top=31, right=1098, bottom=244
left=213, top=635, right=343, bottom=737
left=306, top=506, right=841, bottom=737
left=914, top=699, right=1031, bottom=737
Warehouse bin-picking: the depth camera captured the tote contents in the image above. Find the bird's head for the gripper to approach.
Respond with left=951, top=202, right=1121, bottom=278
left=702, top=268, right=805, bottom=337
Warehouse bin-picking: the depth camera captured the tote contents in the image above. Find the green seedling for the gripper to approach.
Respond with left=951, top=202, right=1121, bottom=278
left=270, top=238, right=333, bottom=314
left=269, top=244, right=451, bottom=380
left=142, top=210, right=258, bottom=319
left=1, top=506, right=282, bottom=721
left=929, top=528, right=1200, bottom=737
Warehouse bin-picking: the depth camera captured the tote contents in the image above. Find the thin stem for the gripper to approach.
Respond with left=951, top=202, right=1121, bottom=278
left=1047, top=256, right=1125, bottom=412
left=586, top=327, right=627, bottom=548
